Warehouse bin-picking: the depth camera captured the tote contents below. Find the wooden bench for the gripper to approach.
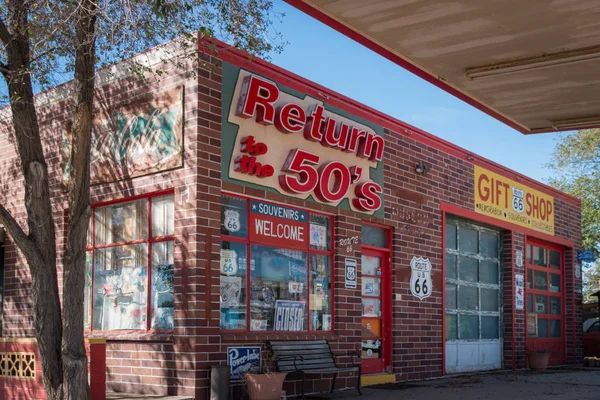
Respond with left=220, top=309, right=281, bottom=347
left=267, top=340, right=361, bottom=398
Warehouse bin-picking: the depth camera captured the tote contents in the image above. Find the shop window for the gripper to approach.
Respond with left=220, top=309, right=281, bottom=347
left=446, top=223, right=457, bottom=250
left=459, top=314, right=479, bottom=339
left=446, top=254, right=457, bottom=279
left=534, top=270, right=547, bottom=290
left=481, top=316, right=500, bottom=339
left=459, top=256, right=478, bottom=282
left=219, top=195, right=333, bottom=332
left=86, top=192, right=175, bottom=331
left=362, top=225, right=388, bottom=248
left=446, top=315, right=458, bottom=340
left=548, top=250, right=561, bottom=269
left=458, top=227, right=478, bottom=253
left=479, top=260, right=499, bottom=285
left=533, top=246, right=546, bottom=266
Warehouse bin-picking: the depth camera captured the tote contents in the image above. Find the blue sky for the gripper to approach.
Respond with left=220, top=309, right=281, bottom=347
left=268, top=1, right=568, bottom=183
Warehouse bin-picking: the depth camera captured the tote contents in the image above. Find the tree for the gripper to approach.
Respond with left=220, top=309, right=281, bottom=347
left=547, top=129, right=600, bottom=301
left=0, top=1, right=283, bottom=399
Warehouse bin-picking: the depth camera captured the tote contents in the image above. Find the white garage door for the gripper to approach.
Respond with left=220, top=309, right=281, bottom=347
left=445, top=219, right=502, bottom=373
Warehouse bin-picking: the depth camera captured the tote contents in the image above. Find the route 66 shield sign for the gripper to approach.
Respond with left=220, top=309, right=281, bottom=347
left=511, top=187, right=525, bottom=214
left=410, top=256, right=432, bottom=300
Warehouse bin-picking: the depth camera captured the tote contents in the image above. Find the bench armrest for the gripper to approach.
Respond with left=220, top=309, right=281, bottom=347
left=275, top=355, right=304, bottom=370
left=333, top=351, right=361, bottom=366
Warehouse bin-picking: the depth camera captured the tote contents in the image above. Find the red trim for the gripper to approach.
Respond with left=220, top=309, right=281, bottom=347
left=571, top=248, right=576, bottom=362
left=282, top=0, right=573, bottom=136
left=91, top=188, right=174, bottom=209
left=441, top=211, right=446, bottom=375
left=439, top=202, right=575, bottom=248
left=146, top=196, right=152, bottom=331
left=201, top=37, right=580, bottom=207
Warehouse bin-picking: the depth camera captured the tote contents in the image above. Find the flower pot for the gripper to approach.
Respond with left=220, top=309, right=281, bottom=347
left=245, top=373, right=287, bottom=400
left=527, top=351, right=550, bottom=371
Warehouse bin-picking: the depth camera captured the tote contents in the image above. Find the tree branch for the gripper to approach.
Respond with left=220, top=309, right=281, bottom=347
left=0, top=203, right=34, bottom=251
left=0, top=61, right=10, bottom=76
left=0, top=17, right=11, bottom=46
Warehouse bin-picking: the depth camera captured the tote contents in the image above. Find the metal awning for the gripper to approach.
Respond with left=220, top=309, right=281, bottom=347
left=287, top=0, right=600, bottom=134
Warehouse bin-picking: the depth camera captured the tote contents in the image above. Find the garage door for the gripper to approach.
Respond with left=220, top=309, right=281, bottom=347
left=445, top=218, right=502, bottom=373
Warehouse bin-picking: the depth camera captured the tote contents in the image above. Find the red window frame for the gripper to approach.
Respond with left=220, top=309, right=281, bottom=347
left=220, top=192, right=335, bottom=333
left=85, top=189, right=175, bottom=333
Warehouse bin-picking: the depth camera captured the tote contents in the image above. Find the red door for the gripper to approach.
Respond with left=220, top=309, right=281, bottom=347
left=525, top=240, right=565, bottom=365
left=360, top=248, right=391, bottom=374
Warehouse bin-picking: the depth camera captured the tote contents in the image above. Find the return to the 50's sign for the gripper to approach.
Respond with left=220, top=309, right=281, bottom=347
left=474, top=166, right=554, bottom=235
left=221, top=63, right=384, bottom=216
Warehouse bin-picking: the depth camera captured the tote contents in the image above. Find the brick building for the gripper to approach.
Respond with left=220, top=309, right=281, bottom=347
left=0, top=37, right=583, bottom=399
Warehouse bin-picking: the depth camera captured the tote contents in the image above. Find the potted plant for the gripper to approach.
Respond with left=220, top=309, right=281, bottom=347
left=245, top=347, right=286, bottom=400
left=527, top=346, right=551, bottom=371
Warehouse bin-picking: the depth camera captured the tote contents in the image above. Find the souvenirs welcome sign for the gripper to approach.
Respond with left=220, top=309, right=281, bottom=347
left=222, top=63, right=385, bottom=216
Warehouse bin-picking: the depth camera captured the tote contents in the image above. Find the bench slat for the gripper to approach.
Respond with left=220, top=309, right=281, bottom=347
left=271, top=344, right=330, bottom=351
left=273, top=349, right=333, bottom=358
left=269, top=340, right=328, bottom=346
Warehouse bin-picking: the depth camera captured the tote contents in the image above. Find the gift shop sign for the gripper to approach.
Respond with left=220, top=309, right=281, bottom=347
left=474, top=166, right=555, bottom=235
left=226, top=70, right=384, bottom=214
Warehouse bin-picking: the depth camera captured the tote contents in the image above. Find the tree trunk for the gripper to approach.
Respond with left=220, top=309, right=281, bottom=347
left=0, top=1, right=97, bottom=399
left=0, top=1, right=64, bottom=397
left=62, top=1, right=97, bottom=399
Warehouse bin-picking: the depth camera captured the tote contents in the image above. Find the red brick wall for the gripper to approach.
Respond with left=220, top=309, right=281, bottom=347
left=0, top=40, right=583, bottom=400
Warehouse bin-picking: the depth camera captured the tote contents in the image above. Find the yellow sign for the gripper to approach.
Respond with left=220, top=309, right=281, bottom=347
left=474, top=166, right=554, bottom=235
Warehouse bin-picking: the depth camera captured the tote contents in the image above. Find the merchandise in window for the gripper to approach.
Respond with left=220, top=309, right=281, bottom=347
left=86, top=193, right=175, bottom=331
left=219, top=195, right=333, bottom=332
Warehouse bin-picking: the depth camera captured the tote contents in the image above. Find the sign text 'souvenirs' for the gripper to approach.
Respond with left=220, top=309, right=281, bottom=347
left=233, top=75, right=384, bottom=212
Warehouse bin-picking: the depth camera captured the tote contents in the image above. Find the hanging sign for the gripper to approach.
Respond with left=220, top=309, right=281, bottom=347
left=410, top=256, right=432, bottom=300
left=474, top=166, right=554, bottom=235
left=228, top=347, right=261, bottom=381
left=515, top=274, right=524, bottom=310
left=249, top=200, right=307, bottom=249
left=577, top=250, right=595, bottom=263
left=223, top=67, right=384, bottom=215
left=274, top=300, right=305, bottom=331
left=345, top=258, right=358, bottom=289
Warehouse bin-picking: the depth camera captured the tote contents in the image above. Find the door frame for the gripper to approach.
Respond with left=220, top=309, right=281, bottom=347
left=361, top=223, right=392, bottom=374
left=525, top=238, right=566, bottom=364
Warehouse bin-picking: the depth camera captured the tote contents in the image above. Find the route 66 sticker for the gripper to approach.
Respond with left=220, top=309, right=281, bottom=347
left=220, top=249, right=238, bottom=276
left=223, top=209, right=241, bottom=232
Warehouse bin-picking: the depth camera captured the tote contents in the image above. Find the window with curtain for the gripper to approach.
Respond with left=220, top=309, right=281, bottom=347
left=85, top=192, right=175, bottom=331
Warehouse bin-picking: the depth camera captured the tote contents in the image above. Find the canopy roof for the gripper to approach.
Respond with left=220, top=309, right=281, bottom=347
left=288, top=0, right=600, bottom=134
